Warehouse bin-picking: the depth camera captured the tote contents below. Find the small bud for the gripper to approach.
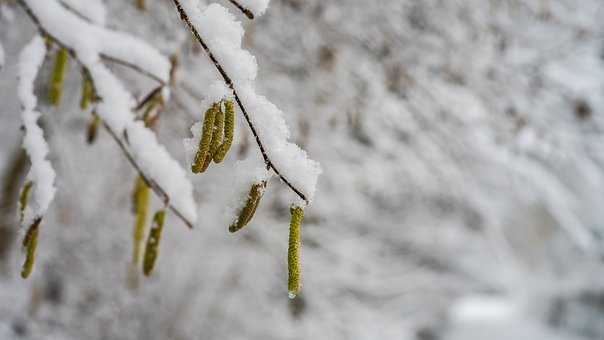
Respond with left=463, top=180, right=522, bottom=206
left=143, top=210, right=166, bottom=276
left=213, top=100, right=235, bottom=163
left=192, top=104, right=218, bottom=173
left=229, top=182, right=266, bottom=233
left=49, top=48, right=69, bottom=106
left=288, top=206, right=304, bottom=298
left=132, top=176, right=150, bottom=266
left=18, top=181, right=33, bottom=223
left=21, top=217, right=42, bottom=279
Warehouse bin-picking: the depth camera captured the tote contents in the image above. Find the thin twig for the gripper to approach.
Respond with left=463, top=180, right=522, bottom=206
left=17, top=0, right=194, bottom=229
left=227, top=0, right=254, bottom=19
left=171, top=0, right=309, bottom=205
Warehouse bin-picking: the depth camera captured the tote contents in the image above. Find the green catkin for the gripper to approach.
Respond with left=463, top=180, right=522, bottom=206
left=86, top=112, right=100, bottom=144
left=210, top=103, right=225, bottom=159
left=213, top=100, right=235, bottom=163
left=288, top=206, right=304, bottom=298
left=49, top=48, right=69, bottom=106
left=18, top=181, right=33, bottom=223
left=21, top=218, right=41, bottom=279
left=132, top=176, right=150, bottom=266
left=192, top=104, right=218, bottom=173
left=229, top=182, right=265, bottom=233
left=143, top=210, right=165, bottom=276
left=79, top=72, right=93, bottom=110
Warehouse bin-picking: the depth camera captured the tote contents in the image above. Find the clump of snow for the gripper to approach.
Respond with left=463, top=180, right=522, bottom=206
left=181, top=0, right=321, bottom=204
left=17, top=35, right=56, bottom=225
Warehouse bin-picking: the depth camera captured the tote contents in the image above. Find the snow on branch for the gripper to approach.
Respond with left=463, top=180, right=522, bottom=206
left=226, top=0, right=269, bottom=19
left=59, top=0, right=106, bottom=25
left=17, top=35, right=56, bottom=227
left=174, top=0, right=321, bottom=206
left=19, top=0, right=197, bottom=227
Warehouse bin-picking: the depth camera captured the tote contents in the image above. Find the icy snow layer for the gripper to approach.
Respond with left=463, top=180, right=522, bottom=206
left=22, top=0, right=197, bottom=223
left=17, top=35, right=56, bottom=226
left=237, top=0, right=270, bottom=16
left=181, top=1, right=321, bottom=204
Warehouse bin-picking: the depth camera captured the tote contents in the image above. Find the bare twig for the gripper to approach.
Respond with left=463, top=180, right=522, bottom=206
left=171, top=0, right=309, bottom=205
left=17, top=0, right=193, bottom=229
left=227, top=0, right=254, bottom=20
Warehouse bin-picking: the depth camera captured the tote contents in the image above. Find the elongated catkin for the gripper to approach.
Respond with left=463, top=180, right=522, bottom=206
left=213, top=100, right=234, bottom=163
left=49, top=48, right=69, bottom=106
left=288, top=206, right=304, bottom=298
left=132, top=176, right=150, bottom=266
left=229, top=182, right=265, bottom=233
left=21, top=218, right=42, bottom=279
left=80, top=72, right=93, bottom=110
left=19, top=181, right=33, bottom=223
left=143, top=210, right=165, bottom=276
left=192, top=104, right=218, bottom=173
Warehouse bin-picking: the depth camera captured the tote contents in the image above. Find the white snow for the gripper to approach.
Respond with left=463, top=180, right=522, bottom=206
left=0, top=40, right=4, bottom=69
left=17, top=35, right=56, bottom=225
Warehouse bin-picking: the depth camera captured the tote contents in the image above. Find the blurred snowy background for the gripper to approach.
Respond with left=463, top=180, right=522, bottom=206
left=1, top=0, right=604, bottom=339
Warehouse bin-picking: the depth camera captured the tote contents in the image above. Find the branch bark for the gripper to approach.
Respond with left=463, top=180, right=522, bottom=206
left=171, top=0, right=309, bottom=205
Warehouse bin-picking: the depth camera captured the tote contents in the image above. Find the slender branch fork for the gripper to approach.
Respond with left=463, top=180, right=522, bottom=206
left=171, top=0, right=310, bottom=205
left=16, top=0, right=194, bottom=229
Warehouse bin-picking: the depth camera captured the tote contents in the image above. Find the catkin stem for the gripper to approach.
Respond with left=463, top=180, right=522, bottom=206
left=132, top=176, right=150, bottom=266
left=143, top=210, right=165, bottom=276
left=21, top=218, right=41, bottom=279
left=49, top=48, right=69, bottom=106
left=288, top=206, right=304, bottom=298
left=192, top=104, right=218, bottom=173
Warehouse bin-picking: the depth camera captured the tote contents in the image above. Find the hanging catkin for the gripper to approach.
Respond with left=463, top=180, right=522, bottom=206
left=143, top=210, right=165, bottom=276
left=192, top=104, right=218, bottom=173
left=132, top=176, right=150, bottom=266
left=213, top=100, right=234, bottom=163
left=21, top=218, right=42, bottom=279
left=49, top=48, right=69, bottom=106
left=229, top=182, right=266, bottom=233
left=18, top=181, right=33, bottom=223
left=287, top=206, right=304, bottom=298
left=79, top=71, right=93, bottom=110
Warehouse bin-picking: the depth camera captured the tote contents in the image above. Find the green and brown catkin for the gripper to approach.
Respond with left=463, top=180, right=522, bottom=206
left=288, top=206, right=304, bottom=298
left=143, top=210, right=165, bottom=276
left=18, top=181, right=33, bottom=223
left=49, top=48, right=69, bottom=106
left=86, top=112, right=100, bottom=144
left=213, top=100, right=234, bottom=163
left=80, top=72, right=93, bottom=110
left=229, top=182, right=265, bottom=233
left=210, top=103, right=225, bottom=158
left=132, top=176, right=150, bottom=266
left=192, top=104, right=218, bottom=173
left=136, top=0, right=145, bottom=10
left=21, top=218, right=42, bottom=279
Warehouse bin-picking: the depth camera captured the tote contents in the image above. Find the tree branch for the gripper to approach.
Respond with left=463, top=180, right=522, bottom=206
left=226, top=0, right=254, bottom=20
left=171, top=0, right=309, bottom=205
left=17, top=0, right=193, bottom=229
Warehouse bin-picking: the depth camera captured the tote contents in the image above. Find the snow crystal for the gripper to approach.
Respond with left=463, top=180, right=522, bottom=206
left=17, top=35, right=56, bottom=225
